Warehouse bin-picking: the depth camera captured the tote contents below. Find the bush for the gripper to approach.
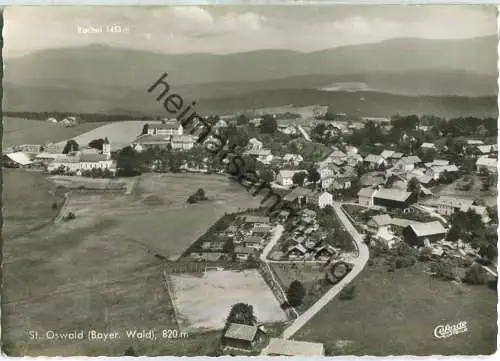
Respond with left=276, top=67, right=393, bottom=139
left=66, top=212, right=76, bottom=220
left=463, top=264, right=488, bottom=285
left=339, top=285, right=356, bottom=300
left=51, top=202, right=58, bottom=210
left=287, top=280, right=306, bottom=307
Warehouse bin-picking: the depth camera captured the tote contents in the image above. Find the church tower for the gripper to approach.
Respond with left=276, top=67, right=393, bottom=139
left=103, top=137, right=111, bottom=159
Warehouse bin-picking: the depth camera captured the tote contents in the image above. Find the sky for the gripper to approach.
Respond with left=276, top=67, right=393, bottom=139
left=3, top=5, right=498, bottom=58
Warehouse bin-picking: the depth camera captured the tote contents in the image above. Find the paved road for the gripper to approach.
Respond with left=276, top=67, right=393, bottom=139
left=260, top=225, right=284, bottom=261
left=280, top=201, right=370, bottom=340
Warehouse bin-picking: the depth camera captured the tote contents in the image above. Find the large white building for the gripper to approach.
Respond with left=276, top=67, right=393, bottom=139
left=147, top=119, right=183, bottom=136
left=47, top=138, right=115, bottom=173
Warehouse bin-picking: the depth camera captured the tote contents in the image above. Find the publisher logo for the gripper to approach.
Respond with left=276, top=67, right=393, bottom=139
left=434, top=321, right=468, bottom=339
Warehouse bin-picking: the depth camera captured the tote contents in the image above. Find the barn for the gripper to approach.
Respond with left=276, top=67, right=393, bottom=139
left=3, top=152, right=33, bottom=168
left=403, top=221, right=447, bottom=246
left=373, top=188, right=416, bottom=209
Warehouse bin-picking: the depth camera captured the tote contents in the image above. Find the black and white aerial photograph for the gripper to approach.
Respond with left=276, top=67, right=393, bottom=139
left=1, top=3, right=498, bottom=357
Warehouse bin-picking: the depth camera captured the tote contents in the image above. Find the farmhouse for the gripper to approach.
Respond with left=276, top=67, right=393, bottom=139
left=223, top=323, right=265, bottom=352
left=4, top=152, right=33, bottom=168
left=287, top=244, right=307, bottom=259
left=393, top=156, right=422, bottom=172
left=476, top=157, right=497, bottom=174
left=358, top=187, right=377, bottom=207
left=234, top=246, right=254, bottom=261
left=367, top=214, right=392, bottom=232
left=426, top=164, right=460, bottom=180
left=262, top=338, right=325, bottom=356
left=380, top=150, right=395, bottom=159
left=147, top=119, right=183, bottom=136
left=283, top=187, right=312, bottom=206
left=373, top=188, right=415, bottom=209
left=435, top=196, right=474, bottom=216
left=403, top=221, right=447, bottom=246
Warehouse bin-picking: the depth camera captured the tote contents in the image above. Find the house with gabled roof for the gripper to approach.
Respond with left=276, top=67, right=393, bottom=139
left=364, top=154, right=386, bottom=169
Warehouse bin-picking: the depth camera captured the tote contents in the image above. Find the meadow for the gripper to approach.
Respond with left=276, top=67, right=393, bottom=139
left=1, top=172, right=264, bottom=355
left=3, top=117, right=109, bottom=148
left=293, top=262, right=497, bottom=356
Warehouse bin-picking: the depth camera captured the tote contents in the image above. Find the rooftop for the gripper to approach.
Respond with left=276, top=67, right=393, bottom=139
left=224, top=323, right=258, bottom=342
left=408, top=221, right=446, bottom=237
left=262, top=338, right=325, bottom=356
left=374, top=188, right=412, bottom=202
left=476, top=157, right=497, bottom=167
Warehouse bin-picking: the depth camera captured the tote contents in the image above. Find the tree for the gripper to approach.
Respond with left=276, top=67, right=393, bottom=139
left=88, top=138, right=105, bottom=151
left=307, top=168, right=321, bottom=188
left=407, top=177, right=421, bottom=201
left=259, top=168, right=275, bottom=183
left=62, top=140, right=79, bottom=154
left=260, top=114, right=277, bottom=134
left=224, top=303, right=257, bottom=330
left=287, top=280, right=306, bottom=307
left=464, top=264, right=488, bottom=285
left=223, top=238, right=235, bottom=255
left=116, top=146, right=140, bottom=176
left=236, top=114, right=249, bottom=125
left=125, top=347, right=138, bottom=356
left=292, top=171, right=307, bottom=186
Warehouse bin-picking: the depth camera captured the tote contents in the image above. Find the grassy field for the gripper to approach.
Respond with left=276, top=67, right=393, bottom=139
left=293, top=262, right=497, bottom=356
left=431, top=174, right=497, bottom=207
left=3, top=117, right=109, bottom=148
left=2, top=169, right=66, bottom=239
left=2, top=172, right=264, bottom=356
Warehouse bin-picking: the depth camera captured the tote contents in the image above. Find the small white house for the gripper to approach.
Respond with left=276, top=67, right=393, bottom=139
left=307, top=191, right=333, bottom=209
left=476, top=157, right=497, bottom=174
left=248, top=137, right=263, bottom=151
left=277, top=169, right=307, bottom=186
left=358, top=187, right=377, bottom=207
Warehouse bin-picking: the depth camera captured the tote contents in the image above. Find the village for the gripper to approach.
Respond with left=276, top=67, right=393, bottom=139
left=2, top=106, right=498, bottom=356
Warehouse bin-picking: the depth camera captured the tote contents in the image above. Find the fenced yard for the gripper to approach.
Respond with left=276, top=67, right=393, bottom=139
left=166, top=269, right=288, bottom=332
left=270, top=262, right=332, bottom=314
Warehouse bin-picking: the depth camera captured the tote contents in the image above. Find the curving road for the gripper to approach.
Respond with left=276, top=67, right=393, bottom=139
left=280, top=201, right=370, bottom=340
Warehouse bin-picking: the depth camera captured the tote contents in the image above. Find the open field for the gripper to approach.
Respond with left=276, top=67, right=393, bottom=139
left=3, top=169, right=66, bottom=239
left=431, top=174, right=497, bottom=207
left=60, top=173, right=263, bottom=260
left=293, top=262, right=497, bottom=355
left=2, top=172, right=264, bottom=355
left=3, top=117, right=109, bottom=148
left=270, top=263, right=332, bottom=313
left=168, top=269, right=288, bottom=331
left=55, top=120, right=165, bottom=151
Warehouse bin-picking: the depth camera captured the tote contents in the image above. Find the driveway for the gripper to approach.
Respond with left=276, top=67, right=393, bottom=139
left=280, top=202, right=370, bottom=340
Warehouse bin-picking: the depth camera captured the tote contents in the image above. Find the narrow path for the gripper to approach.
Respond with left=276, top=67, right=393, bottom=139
left=280, top=202, right=369, bottom=340
left=297, top=125, right=312, bottom=142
